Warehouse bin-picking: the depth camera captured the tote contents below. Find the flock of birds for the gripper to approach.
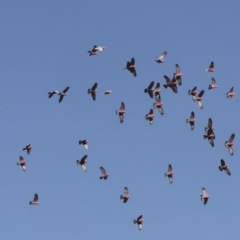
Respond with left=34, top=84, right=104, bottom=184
left=16, top=46, right=237, bottom=231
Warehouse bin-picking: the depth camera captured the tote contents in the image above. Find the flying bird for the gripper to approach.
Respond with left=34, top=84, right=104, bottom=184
left=186, top=111, right=195, bottom=130
left=205, top=118, right=214, bottom=134
left=188, top=86, right=198, bottom=98
left=133, top=215, right=144, bottom=230
left=227, top=87, right=235, bottom=100
left=153, top=94, right=164, bottom=115
left=23, top=144, right=32, bottom=154
left=58, top=86, right=70, bottom=103
left=174, top=64, right=183, bottom=86
left=144, top=81, right=155, bottom=98
left=163, top=75, right=177, bottom=93
left=88, top=45, right=98, bottom=56
left=99, top=166, right=109, bottom=180
left=120, top=187, right=130, bottom=203
left=79, top=139, right=89, bottom=150
left=145, top=109, right=154, bottom=125
left=164, top=164, right=174, bottom=183
left=205, top=61, right=214, bottom=72
left=193, top=90, right=204, bottom=109
left=116, top=102, right=125, bottom=123
left=225, top=133, right=235, bottom=156
left=203, top=128, right=215, bottom=147
left=29, top=193, right=39, bottom=205
left=76, top=155, right=88, bottom=172
left=88, top=83, right=98, bottom=100
left=219, top=159, right=231, bottom=176
left=123, top=58, right=136, bottom=77
left=17, top=156, right=26, bottom=171
left=103, top=90, right=112, bottom=95
left=48, top=91, right=59, bottom=98
left=209, top=78, right=217, bottom=90
left=155, top=51, right=167, bottom=63
left=200, top=187, right=210, bottom=205
left=154, top=83, right=161, bottom=99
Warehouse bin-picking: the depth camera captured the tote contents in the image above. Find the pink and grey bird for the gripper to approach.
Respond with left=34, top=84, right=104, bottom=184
left=145, top=109, right=154, bottom=125
left=227, top=87, right=235, bottom=99
left=123, top=58, right=136, bottom=77
left=76, top=155, right=88, bottom=172
left=219, top=159, right=231, bottom=176
left=188, top=86, right=197, bottom=98
left=99, top=166, right=109, bottom=180
left=103, top=90, right=112, bottom=95
left=209, top=78, right=217, bottom=90
left=193, top=90, right=204, bottom=109
left=116, top=102, right=125, bottom=123
left=48, top=91, right=59, bottom=98
left=205, top=61, right=214, bottom=72
left=174, top=64, right=183, bottom=86
left=88, top=83, right=98, bottom=101
left=133, top=215, right=144, bottom=230
left=225, top=133, right=235, bottom=156
left=200, top=187, right=210, bottom=205
left=120, top=187, right=130, bottom=203
left=88, top=45, right=98, bottom=56
left=165, top=164, right=174, bottom=184
left=155, top=51, right=167, bottom=63
left=163, top=75, right=177, bottom=93
left=23, top=144, right=32, bottom=154
left=186, top=111, right=195, bottom=130
left=203, top=127, right=215, bottom=147
left=79, top=139, right=89, bottom=150
left=153, top=94, right=164, bottom=115
left=17, top=156, right=26, bottom=171
left=144, top=81, right=155, bottom=98
left=29, top=193, right=39, bottom=205
left=58, top=86, right=69, bottom=103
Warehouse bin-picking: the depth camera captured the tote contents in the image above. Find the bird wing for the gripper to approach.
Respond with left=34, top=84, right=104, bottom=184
left=168, top=164, right=172, bottom=172
left=229, top=133, right=235, bottom=142
left=80, top=155, right=88, bottom=164
left=33, top=194, right=38, bottom=202
left=19, top=156, right=24, bottom=161
left=59, top=95, right=64, bottom=103
left=164, top=75, right=171, bottom=84
left=120, top=102, right=125, bottom=110
left=62, top=86, right=69, bottom=93
left=100, top=166, right=106, bottom=175
left=148, top=81, right=154, bottom=90
left=124, top=187, right=129, bottom=195
left=91, top=92, right=96, bottom=100
left=221, top=159, right=225, bottom=166
left=137, top=215, right=143, bottom=221
left=211, top=78, right=216, bottom=84
left=175, top=64, right=181, bottom=74
left=159, top=51, right=167, bottom=61
left=210, top=61, right=214, bottom=68
left=191, top=111, right=195, bottom=118
left=149, top=109, right=154, bottom=114
left=208, top=118, right=213, bottom=129
left=198, top=90, right=204, bottom=97
left=131, top=58, right=135, bottom=65
left=119, top=114, right=124, bottom=123
left=91, top=83, right=98, bottom=91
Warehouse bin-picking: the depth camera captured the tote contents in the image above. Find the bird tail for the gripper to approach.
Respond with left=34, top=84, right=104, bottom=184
left=203, top=135, right=208, bottom=139
left=153, top=103, right=156, bottom=109
left=120, top=195, right=123, bottom=199
left=226, top=93, right=229, bottom=98
left=100, top=177, right=103, bottom=179
left=88, top=89, right=91, bottom=94
left=133, top=220, right=137, bottom=224
left=209, top=85, right=212, bottom=90
left=79, top=141, right=82, bottom=145
left=188, top=90, right=192, bottom=95
left=76, top=160, right=80, bottom=165
left=145, top=115, right=148, bottom=120
left=17, top=162, right=20, bottom=166
left=186, top=119, right=189, bottom=123
left=23, top=148, right=26, bottom=151
left=144, top=89, right=148, bottom=93
left=29, top=201, right=32, bottom=205
left=219, top=166, right=222, bottom=171
left=164, top=173, right=168, bottom=177
left=116, top=110, right=119, bottom=115
left=163, top=84, right=168, bottom=89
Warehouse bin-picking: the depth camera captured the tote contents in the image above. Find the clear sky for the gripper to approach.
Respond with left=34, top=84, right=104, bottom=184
left=0, top=1, right=240, bottom=239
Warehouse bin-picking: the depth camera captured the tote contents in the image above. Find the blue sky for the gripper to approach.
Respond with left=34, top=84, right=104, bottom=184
left=0, top=0, right=240, bottom=239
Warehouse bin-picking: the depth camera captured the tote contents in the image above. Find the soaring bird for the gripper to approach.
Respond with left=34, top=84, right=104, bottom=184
left=145, top=109, right=154, bottom=125
left=186, top=111, right=195, bottom=130
left=116, top=102, right=125, bottom=123
left=200, top=188, right=210, bottom=205
left=88, top=83, right=98, bottom=101
left=123, top=58, right=136, bottom=77
left=174, top=64, right=183, bottom=86
left=219, top=159, right=231, bottom=176
left=23, top=144, right=32, bottom=154
left=203, top=128, right=215, bottom=147
left=188, top=86, right=198, bottom=98
left=48, top=91, right=59, bottom=98
left=164, top=164, right=174, bottom=184
left=76, top=155, right=88, bottom=172
left=99, top=166, right=109, bottom=180
left=209, top=78, right=217, bottom=90
left=79, top=139, right=89, bottom=150
left=144, top=81, right=155, bottom=98
left=225, top=133, right=235, bottom=156
left=29, top=193, right=39, bottom=205
left=153, top=94, right=164, bottom=115
left=193, top=90, right=204, bottom=109
left=58, top=86, right=70, bottom=103
left=103, top=90, right=112, bottom=95
left=133, top=215, right=144, bottom=230
left=205, top=61, right=214, bottom=72
left=155, top=51, right=167, bottom=63
left=120, top=187, right=130, bottom=203
left=227, top=87, right=235, bottom=100
left=17, top=156, right=26, bottom=171
left=163, top=75, right=177, bottom=93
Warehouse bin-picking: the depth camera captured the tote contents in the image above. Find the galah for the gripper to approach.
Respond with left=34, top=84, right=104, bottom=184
left=227, top=87, right=235, bottom=99
left=205, top=118, right=214, bottom=134
left=76, top=155, right=88, bottom=172
left=88, top=45, right=98, bottom=56
left=186, top=111, right=195, bottom=130
left=133, top=215, right=144, bottom=230
left=88, top=83, right=98, bottom=101
left=193, top=90, right=204, bottom=109
left=164, top=164, right=174, bottom=184
left=203, top=128, right=215, bottom=147
left=144, top=81, right=155, bottom=98
left=225, top=133, right=235, bottom=156
left=99, top=166, right=109, bottom=180
left=154, top=83, right=161, bottom=99
left=219, top=159, right=231, bottom=176
left=155, top=51, right=167, bottom=63
left=209, top=78, right=217, bottom=90
left=120, top=187, right=130, bottom=203
left=163, top=75, right=177, bottom=93
left=58, top=86, right=70, bottom=103
left=29, top=193, right=39, bottom=205
left=200, top=188, right=210, bottom=205
left=205, top=61, right=214, bottom=72
left=174, top=64, right=183, bottom=86
left=48, top=91, right=59, bottom=98
left=123, top=58, right=136, bottom=77
left=23, top=144, right=32, bottom=154
left=79, top=139, right=89, bottom=150
left=103, top=90, right=112, bottom=95
left=153, top=94, right=164, bottom=115
left=145, top=109, right=154, bottom=125
left=188, top=86, right=198, bottom=97
left=17, top=156, right=26, bottom=171
left=116, top=102, right=125, bottom=123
